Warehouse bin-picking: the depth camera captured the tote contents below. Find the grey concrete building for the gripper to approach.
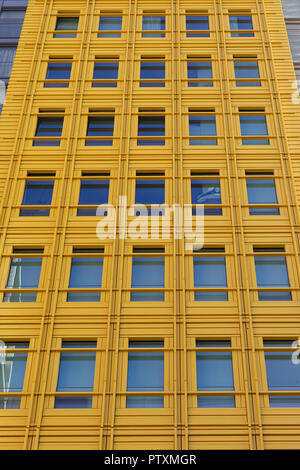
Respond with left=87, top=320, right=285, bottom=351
left=282, top=0, right=300, bottom=90
left=0, top=0, right=28, bottom=114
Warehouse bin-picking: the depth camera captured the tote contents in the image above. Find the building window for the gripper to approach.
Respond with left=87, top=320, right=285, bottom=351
left=77, top=173, right=109, bottom=216
left=234, top=58, right=261, bottom=87
left=98, top=16, right=122, bottom=38
left=137, top=110, right=165, bottom=146
left=126, top=341, right=164, bottom=408
left=131, top=248, right=165, bottom=301
left=55, top=341, right=97, bottom=408
left=85, top=110, right=114, bottom=146
left=189, top=109, right=217, bottom=145
left=44, top=60, right=72, bottom=88
left=0, top=8, right=25, bottom=41
left=67, top=248, right=104, bottom=302
left=0, top=47, right=16, bottom=80
left=135, top=173, right=165, bottom=216
left=239, top=109, right=269, bottom=145
left=140, top=57, right=165, bottom=87
left=20, top=173, right=55, bottom=217
left=0, top=10, right=26, bottom=20
left=54, top=17, right=79, bottom=38
left=253, top=247, right=292, bottom=301
left=193, top=248, right=228, bottom=301
left=0, top=342, right=29, bottom=409
left=191, top=172, right=222, bottom=215
left=246, top=172, right=279, bottom=215
left=186, top=14, right=210, bottom=37
left=3, top=249, right=43, bottom=303
left=263, top=340, right=300, bottom=407
left=92, top=58, right=119, bottom=87
left=187, top=58, right=213, bottom=87
left=142, top=15, right=165, bottom=38
left=229, top=14, right=254, bottom=37
left=33, top=111, right=64, bottom=147
left=196, top=341, right=235, bottom=408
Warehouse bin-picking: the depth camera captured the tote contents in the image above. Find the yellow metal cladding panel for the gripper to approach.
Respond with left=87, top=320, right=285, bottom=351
left=0, top=0, right=299, bottom=450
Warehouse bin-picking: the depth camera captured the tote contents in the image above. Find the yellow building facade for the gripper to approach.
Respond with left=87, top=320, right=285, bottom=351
left=0, top=0, right=300, bottom=450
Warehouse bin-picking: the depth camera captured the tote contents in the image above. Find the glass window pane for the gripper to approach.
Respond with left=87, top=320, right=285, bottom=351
left=234, top=61, right=260, bottom=86
left=247, top=179, right=279, bottom=215
left=130, top=292, right=164, bottom=301
left=264, top=341, right=300, bottom=406
left=54, top=397, right=93, bottom=408
left=56, top=342, right=96, bottom=391
left=126, top=341, right=164, bottom=408
left=194, top=291, right=228, bottom=301
left=35, top=117, right=63, bottom=136
left=193, top=257, right=227, bottom=287
left=54, top=17, right=78, bottom=37
left=140, top=62, right=165, bottom=87
left=86, top=117, right=114, bottom=135
left=142, top=16, right=165, bottom=37
left=93, top=62, right=118, bottom=87
left=127, top=353, right=164, bottom=391
left=126, top=396, right=164, bottom=408
left=4, top=257, right=42, bottom=302
left=135, top=180, right=165, bottom=205
left=45, top=63, right=71, bottom=87
left=33, top=117, right=63, bottom=146
left=138, top=116, right=165, bottom=145
left=269, top=396, right=300, bottom=407
left=138, top=116, right=165, bottom=135
left=131, top=257, right=164, bottom=301
left=46, top=63, right=72, bottom=80
left=255, top=256, right=291, bottom=301
left=247, top=179, right=277, bottom=203
left=85, top=117, right=114, bottom=146
left=67, top=257, right=103, bottom=302
left=196, top=341, right=235, bottom=408
left=55, top=17, right=79, bottom=30
left=197, top=396, right=235, bottom=407
left=0, top=47, right=16, bottom=79
left=193, top=257, right=227, bottom=301
left=131, top=257, right=164, bottom=288
left=240, top=115, right=268, bottom=135
left=20, top=181, right=54, bottom=216
left=191, top=180, right=222, bottom=215
left=240, top=115, right=269, bottom=145
left=258, top=291, right=292, bottom=301
left=189, top=115, right=217, bottom=145
left=98, top=17, right=122, bottom=37
left=0, top=342, right=29, bottom=410
left=55, top=342, right=96, bottom=409
left=0, top=10, right=26, bottom=19
left=186, top=16, right=209, bottom=37
left=230, top=15, right=254, bottom=37
left=5, top=258, right=42, bottom=289
left=196, top=351, right=234, bottom=390
left=254, top=256, right=290, bottom=287
left=77, top=180, right=109, bottom=216
left=187, top=62, right=213, bottom=87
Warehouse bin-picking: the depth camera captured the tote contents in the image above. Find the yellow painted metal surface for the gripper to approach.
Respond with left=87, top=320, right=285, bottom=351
left=0, top=0, right=299, bottom=450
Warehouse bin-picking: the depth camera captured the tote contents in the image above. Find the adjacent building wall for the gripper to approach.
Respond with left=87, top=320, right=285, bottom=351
left=0, top=0, right=28, bottom=114
left=281, top=0, right=300, bottom=89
